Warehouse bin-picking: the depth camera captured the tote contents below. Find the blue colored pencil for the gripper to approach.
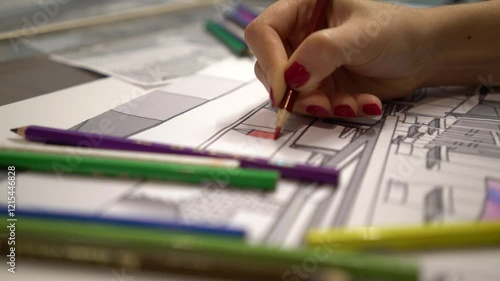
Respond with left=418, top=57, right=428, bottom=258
left=5, top=206, right=245, bottom=239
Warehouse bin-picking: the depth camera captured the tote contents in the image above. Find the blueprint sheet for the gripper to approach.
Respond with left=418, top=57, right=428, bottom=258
left=1, top=58, right=500, bottom=280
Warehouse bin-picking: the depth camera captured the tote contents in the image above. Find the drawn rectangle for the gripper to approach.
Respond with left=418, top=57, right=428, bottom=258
left=408, top=104, right=449, bottom=117
left=74, top=110, right=161, bottom=137
left=295, top=123, right=354, bottom=151
left=384, top=180, right=408, bottom=204
left=113, top=90, right=206, bottom=121
left=159, top=74, right=242, bottom=100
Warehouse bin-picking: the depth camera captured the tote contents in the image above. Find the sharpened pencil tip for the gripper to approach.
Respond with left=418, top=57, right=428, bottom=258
left=10, top=128, right=18, bottom=134
left=273, top=127, right=281, bottom=140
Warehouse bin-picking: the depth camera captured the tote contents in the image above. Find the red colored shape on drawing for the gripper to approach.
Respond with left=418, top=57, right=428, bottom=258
left=248, top=130, right=275, bottom=139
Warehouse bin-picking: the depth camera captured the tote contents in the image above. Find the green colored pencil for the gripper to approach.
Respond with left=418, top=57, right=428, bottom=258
left=205, top=19, right=250, bottom=56
left=0, top=149, right=278, bottom=190
left=9, top=216, right=419, bottom=281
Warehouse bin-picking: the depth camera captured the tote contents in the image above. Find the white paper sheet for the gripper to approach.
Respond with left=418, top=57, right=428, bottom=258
left=2, top=58, right=500, bottom=280
left=50, top=21, right=234, bottom=87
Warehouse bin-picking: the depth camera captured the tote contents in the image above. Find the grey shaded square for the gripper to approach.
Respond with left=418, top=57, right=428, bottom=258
left=470, top=104, right=500, bottom=117
left=160, top=74, right=241, bottom=100
left=113, top=90, right=206, bottom=120
left=74, top=110, right=160, bottom=138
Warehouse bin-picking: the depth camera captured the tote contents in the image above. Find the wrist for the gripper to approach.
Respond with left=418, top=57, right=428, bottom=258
left=402, top=7, right=439, bottom=89
left=413, top=7, right=444, bottom=88
left=417, top=2, right=500, bottom=87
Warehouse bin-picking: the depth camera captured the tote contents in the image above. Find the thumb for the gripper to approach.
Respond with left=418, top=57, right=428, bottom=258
left=284, top=25, right=355, bottom=92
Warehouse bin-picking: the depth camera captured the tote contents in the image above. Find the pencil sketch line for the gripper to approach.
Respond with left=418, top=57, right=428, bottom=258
left=71, top=119, right=89, bottom=131
left=110, top=109, right=163, bottom=121
left=94, top=180, right=146, bottom=215
left=198, top=101, right=268, bottom=148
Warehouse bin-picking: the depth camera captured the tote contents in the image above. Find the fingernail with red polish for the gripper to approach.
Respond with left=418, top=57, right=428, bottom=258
left=362, top=104, right=382, bottom=115
left=333, top=105, right=356, bottom=117
left=306, top=105, right=330, bottom=118
left=269, top=87, right=275, bottom=107
left=285, top=61, right=310, bottom=89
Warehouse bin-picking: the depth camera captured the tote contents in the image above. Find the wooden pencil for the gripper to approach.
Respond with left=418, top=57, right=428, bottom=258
left=274, top=0, right=330, bottom=140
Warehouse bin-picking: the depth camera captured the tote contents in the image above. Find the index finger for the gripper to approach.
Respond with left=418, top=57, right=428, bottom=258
left=244, top=0, right=315, bottom=104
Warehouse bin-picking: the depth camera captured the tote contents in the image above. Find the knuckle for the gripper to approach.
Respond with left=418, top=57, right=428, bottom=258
left=253, top=63, right=266, bottom=83
left=244, top=20, right=260, bottom=43
left=306, top=30, right=343, bottom=66
left=309, top=31, right=334, bottom=51
left=253, top=62, right=261, bottom=76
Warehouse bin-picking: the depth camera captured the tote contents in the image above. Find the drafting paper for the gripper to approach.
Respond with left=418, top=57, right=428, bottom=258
left=2, top=58, right=500, bottom=280
left=50, top=21, right=233, bottom=87
left=3, top=59, right=500, bottom=238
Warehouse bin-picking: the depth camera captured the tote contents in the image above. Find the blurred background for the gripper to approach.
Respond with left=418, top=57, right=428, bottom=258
left=0, top=0, right=484, bottom=112
left=0, top=0, right=479, bottom=63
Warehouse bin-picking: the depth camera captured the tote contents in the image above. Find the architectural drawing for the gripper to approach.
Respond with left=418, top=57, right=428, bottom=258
left=2, top=58, right=500, bottom=279
left=70, top=73, right=248, bottom=137
left=3, top=57, right=499, bottom=250
left=61, top=63, right=500, bottom=249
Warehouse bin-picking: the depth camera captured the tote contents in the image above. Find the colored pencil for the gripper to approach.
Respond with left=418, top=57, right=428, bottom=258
left=222, top=4, right=257, bottom=43
left=0, top=0, right=220, bottom=41
left=16, top=238, right=352, bottom=281
left=234, top=3, right=259, bottom=26
left=0, top=149, right=279, bottom=190
left=274, top=0, right=330, bottom=140
left=222, top=18, right=245, bottom=41
left=224, top=12, right=250, bottom=29
left=205, top=19, right=250, bottom=56
left=5, top=206, right=245, bottom=238
left=224, top=4, right=257, bottom=30
left=306, top=221, right=500, bottom=251
left=8, top=215, right=420, bottom=281
left=11, top=125, right=339, bottom=185
left=0, top=143, right=240, bottom=168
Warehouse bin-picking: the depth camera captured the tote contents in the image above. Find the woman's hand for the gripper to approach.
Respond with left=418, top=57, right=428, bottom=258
left=245, top=0, right=431, bottom=117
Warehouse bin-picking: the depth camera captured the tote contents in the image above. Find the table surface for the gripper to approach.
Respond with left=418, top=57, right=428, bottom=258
left=0, top=54, right=103, bottom=106
left=1, top=1, right=496, bottom=281
left=0, top=0, right=272, bottom=106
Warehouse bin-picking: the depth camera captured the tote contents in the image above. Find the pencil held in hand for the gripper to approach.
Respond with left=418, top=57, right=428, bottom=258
left=273, top=0, right=330, bottom=140
left=274, top=88, right=296, bottom=140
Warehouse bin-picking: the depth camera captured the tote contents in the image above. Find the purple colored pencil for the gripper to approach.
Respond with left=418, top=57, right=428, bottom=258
left=236, top=10, right=255, bottom=24
left=224, top=4, right=258, bottom=28
left=224, top=12, right=249, bottom=29
left=235, top=3, right=259, bottom=22
left=11, top=125, right=339, bottom=185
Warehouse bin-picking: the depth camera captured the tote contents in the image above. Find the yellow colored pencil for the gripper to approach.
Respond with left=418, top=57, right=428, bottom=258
left=306, top=221, right=500, bottom=251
